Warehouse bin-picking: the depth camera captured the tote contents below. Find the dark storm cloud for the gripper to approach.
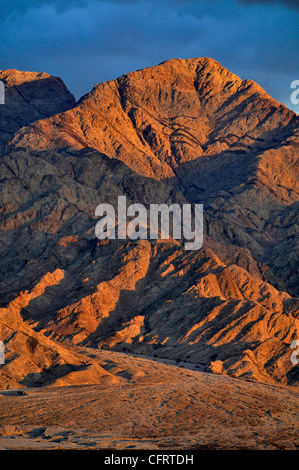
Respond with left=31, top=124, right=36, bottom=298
left=0, top=0, right=298, bottom=112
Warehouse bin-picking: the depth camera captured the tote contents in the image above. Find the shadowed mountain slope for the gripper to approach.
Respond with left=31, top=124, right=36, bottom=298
left=0, top=69, right=75, bottom=155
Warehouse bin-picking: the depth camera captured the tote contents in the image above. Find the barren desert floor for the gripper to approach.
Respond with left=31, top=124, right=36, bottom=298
left=0, top=350, right=298, bottom=450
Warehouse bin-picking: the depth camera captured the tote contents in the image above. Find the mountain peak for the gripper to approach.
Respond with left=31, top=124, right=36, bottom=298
left=7, top=58, right=296, bottom=177
left=0, top=69, right=51, bottom=86
left=0, top=68, right=75, bottom=155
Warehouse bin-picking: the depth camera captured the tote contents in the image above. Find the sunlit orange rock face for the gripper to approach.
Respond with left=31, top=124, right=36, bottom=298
left=0, top=269, right=120, bottom=389
left=0, top=59, right=298, bottom=389
left=7, top=58, right=296, bottom=179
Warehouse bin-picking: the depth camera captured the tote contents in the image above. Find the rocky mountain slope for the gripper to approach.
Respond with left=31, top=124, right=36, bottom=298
left=0, top=69, right=75, bottom=155
left=0, top=59, right=298, bottom=390
left=0, top=267, right=122, bottom=389
left=7, top=58, right=297, bottom=180
left=5, top=58, right=298, bottom=296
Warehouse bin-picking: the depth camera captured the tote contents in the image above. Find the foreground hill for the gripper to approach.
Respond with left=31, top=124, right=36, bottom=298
left=0, top=269, right=121, bottom=389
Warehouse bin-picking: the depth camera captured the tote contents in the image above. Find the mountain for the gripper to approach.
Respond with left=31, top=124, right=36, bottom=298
left=7, top=58, right=297, bottom=179
left=0, top=59, right=298, bottom=390
left=5, top=58, right=299, bottom=295
left=0, top=69, right=75, bottom=155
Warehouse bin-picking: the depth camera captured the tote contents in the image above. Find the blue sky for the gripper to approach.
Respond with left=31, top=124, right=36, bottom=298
left=0, top=0, right=298, bottom=111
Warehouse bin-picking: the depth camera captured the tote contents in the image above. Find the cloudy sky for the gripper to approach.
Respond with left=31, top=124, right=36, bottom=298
left=0, top=0, right=298, bottom=111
